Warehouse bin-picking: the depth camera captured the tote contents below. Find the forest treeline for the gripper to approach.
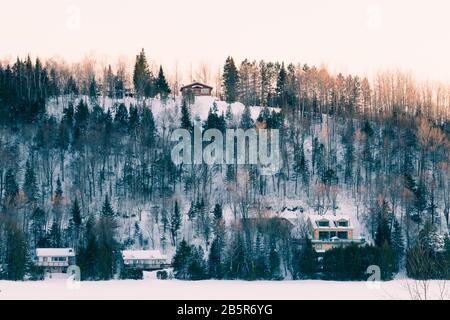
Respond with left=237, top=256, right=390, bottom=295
left=0, top=50, right=449, bottom=281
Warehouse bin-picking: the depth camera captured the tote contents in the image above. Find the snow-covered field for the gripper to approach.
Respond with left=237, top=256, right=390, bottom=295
left=1, top=276, right=449, bottom=300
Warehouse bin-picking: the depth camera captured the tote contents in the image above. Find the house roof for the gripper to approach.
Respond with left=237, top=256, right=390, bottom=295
left=308, top=215, right=352, bottom=229
left=122, top=250, right=167, bottom=260
left=36, top=248, right=75, bottom=257
left=180, top=82, right=213, bottom=91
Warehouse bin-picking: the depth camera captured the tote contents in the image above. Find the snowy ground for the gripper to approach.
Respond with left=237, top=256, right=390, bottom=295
left=1, top=275, right=449, bottom=300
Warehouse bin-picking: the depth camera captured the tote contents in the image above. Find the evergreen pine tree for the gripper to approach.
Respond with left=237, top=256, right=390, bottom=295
left=268, top=244, right=281, bottom=280
left=298, top=239, right=319, bottom=279
left=71, top=198, right=82, bottom=228
left=378, top=242, right=396, bottom=280
left=222, top=56, right=239, bottom=103
left=139, top=108, right=156, bottom=148
left=6, top=224, right=27, bottom=281
left=88, top=77, right=98, bottom=102
left=172, top=239, right=192, bottom=280
left=391, top=218, right=405, bottom=271
left=240, top=105, right=254, bottom=129
left=133, top=49, right=154, bottom=99
left=374, top=200, right=392, bottom=247
left=208, top=237, right=223, bottom=279
left=188, top=246, right=208, bottom=280
left=170, top=201, right=182, bottom=246
left=155, top=66, right=171, bottom=97
left=23, top=160, right=38, bottom=203
left=275, top=63, right=287, bottom=107
left=4, top=168, right=19, bottom=205
left=48, top=221, right=62, bottom=248
left=70, top=198, right=82, bottom=247
left=212, top=204, right=225, bottom=238
left=97, top=196, right=117, bottom=280
left=78, top=215, right=98, bottom=280
left=254, top=234, right=268, bottom=279
left=114, top=103, right=129, bottom=133
left=101, top=195, right=115, bottom=217
left=180, top=101, right=193, bottom=131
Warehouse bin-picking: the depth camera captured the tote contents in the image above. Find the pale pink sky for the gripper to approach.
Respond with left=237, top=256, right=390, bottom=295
left=1, top=0, right=449, bottom=82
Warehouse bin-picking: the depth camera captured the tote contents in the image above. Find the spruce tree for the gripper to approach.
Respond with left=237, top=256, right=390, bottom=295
left=391, top=218, right=405, bottom=271
left=6, top=225, right=27, bottom=281
left=97, top=196, right=117, bottom=280
left=268, top=244, right=281, bottom=280
left=275, top=63, right=287, bottom=107
left=48, top=221, right=62, bottom=248
left=133, top=49, right=154, bottom=99
left=114, top=103, right=129, bottom=133
left=31, top=207, right=46, bottom=247
left=180, top=101, right=193, bottom=131
left=23, top=160, right=38, bottom=203
left=88, top=77, right=98, bottom=102
left=70, top=198, right=82, bottom=247
left=155, top=66, right=171, bottom=98
left=188, top=246, right=208, bottom=280
left=4, top=168, right=19, bottom=206
left=139, top=108, right=156, bottom=148
left=78, top=215, right=98, bottom=280
left=208, top=237, right=223, bottom=279
left=71, top=198, right=82, bottom=228
left=375, top=208, right=392, bottom=247
left=101, top=195, right=115, bottom=217
left=378, top=242, right=396, bottom=280
left=172, top=239, right=192, bottom=280
left=212, top=204, right=225, bottom=238
left=240, top=105, right=254, bottom=129
left=170, top=201, right=182, bottom=246
left=222, top=56, right=239, bottom=103
left=298, top=239, right=319, bottom=279
left=254, top=234, right=268, bottom=279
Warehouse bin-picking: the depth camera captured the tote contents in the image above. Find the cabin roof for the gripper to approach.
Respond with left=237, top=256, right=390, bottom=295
left=180, top=82, right=213, bottom=91
left=122, top=250, right=167, bottom=260
left=308, top=215, right=352, bottom=228
left=36, top=248, right=75, bottom=257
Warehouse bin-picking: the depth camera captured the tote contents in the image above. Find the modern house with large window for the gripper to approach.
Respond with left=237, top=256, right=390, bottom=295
left=308, top=215, right=365, bottom=253
left=35, top=248, right=76, bottom=273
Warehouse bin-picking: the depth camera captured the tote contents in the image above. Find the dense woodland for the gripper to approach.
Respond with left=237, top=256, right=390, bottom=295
left=0, top=50, right=449, bottom=281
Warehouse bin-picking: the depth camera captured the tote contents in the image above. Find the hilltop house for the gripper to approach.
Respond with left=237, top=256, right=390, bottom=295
left=308, top=215, right=365, bottom=253
left=180, top=82, right=213, bottom=97
left=122, top=250, right=169, bottom=271
left=35, top=248, right=76, bottom=273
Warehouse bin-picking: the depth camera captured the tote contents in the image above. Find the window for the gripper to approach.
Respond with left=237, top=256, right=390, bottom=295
left=318, top=220, right=329, bottom=227
left=51, top=257, right=67, bottom=262
left=337, top=232, right=348, bottom=240
left=338, top=221, right=349, bottom=227
left=319, top=231, right=330, bottom=241
left=201, top=88, right=210, bottom=94
left=43, top=257, right=48, bottom=262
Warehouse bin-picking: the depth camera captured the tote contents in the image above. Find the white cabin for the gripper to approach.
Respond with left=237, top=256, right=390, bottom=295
left=35, top=248, right=76, bottom=273
left=122, top=250, right=169, bottom=270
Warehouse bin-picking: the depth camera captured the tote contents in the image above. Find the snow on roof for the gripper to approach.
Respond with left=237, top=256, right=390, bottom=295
left=180, top=82, right=213, bottom=91
left=122, top=250, right=167, bottom=261
left=36, top=248, right=75, bottom=257
left=308, top=215, right=352, bottom=228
